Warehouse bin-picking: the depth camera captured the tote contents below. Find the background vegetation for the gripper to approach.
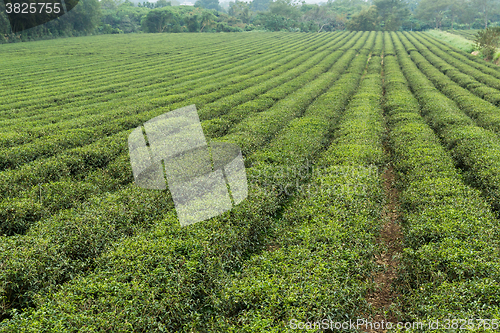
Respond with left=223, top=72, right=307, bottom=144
left=1, top=0, right=500, bottom=43
left=2, top=30, right=500, bottom=331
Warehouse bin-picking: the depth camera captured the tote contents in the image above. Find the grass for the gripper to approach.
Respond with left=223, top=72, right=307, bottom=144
left=426, top=29, right=476, bottom=53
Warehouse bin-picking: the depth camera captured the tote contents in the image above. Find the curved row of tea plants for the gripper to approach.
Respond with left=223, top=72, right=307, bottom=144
left=0, top=34, right=317, bottom=148
left=449, top=29, right=479, bottom=40
left=0, top=34, right=331, bottom=133
left=422, top=31, right=500, bottom=73
left=417, top=32, right=500, bottom=88
left=384, top=34, right=500, bottom=326
left=0, top=33, right=345, bottom=169
left=0, top=32, right=359, bottom=236
left=405, top=32, right=500, bottom=105
left=0, top=32, right=382, bottom=332
left=0, top=32, right=372, bottom=323
left=0, top=33, right=327, bottom=119
left=400, top=33, right=500, bottom=136
left=394, top=31, right=500, bottom=214
left=0, top=33, right=287, bottom=104
left=0, top=34, right=343, bottom=133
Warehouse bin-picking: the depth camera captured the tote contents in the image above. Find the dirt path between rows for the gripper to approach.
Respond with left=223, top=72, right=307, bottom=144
left=360, top=53, right=404, bottom=332
left=361, top=164, right=403, bottom=332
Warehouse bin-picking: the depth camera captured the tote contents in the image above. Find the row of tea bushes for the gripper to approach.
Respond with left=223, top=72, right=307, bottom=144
left=422, top=32, right=500, bottom=74
left=399, top=33, right=500, bottom=135
left=0, top=153, right=134, bottom=235
left=221, top=32, right=369, bottom=156
left=248, top=31, right=376, bottom=168
left=385, top=33, right=500, bottom=324
left=0, top=33, right=356, bottom=236
left=413, top=32, right=500, bottom=92
left=0, top=34, right=345, bottom=170
left=404, top=32, right=500, bottom=107
left=196, top=32, right=353, bottom=122
left=394, top=32, right=500, bottom=212
left=210, top=46, right=387, bottom=332
left=0, top=33, right=380, bottom=332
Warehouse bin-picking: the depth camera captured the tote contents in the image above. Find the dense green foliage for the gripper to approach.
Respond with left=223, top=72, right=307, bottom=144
left=474, top=26, right=500, bottom=59
left=2, top=31, right=500, bottom=331
left=2, top=0, right=500, bottom=43
left=388, top=31, right=500, bottom=324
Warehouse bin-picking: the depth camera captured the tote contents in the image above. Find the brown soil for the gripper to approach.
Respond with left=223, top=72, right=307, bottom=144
left=361, top=165, right=403, bottom=333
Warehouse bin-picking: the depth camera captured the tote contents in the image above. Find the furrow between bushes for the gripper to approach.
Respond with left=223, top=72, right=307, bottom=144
left=0, top=33, right=338, bottom=168
left=0, top=33, right=356, bottom=236
left=384, top=32, right=500, bottom=328
left=0, top=32, right=371, bottom=322
left=0, top=31, right=377, bottom=332
left=394, top=32, right=500, bottom=214
left=401, top=33, right=500, bottom=134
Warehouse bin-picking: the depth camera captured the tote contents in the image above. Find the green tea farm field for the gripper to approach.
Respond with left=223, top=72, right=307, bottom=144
left=1, top=31, right=500, bottom=332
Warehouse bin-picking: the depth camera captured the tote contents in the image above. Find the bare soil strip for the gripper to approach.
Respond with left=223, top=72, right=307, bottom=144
left=362, top=55, right=404, bottom=330
left=362, top=164, right=403, bottom=333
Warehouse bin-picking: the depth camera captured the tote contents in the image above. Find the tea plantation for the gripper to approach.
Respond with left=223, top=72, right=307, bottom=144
left=1, top=31, right=500, bottom=332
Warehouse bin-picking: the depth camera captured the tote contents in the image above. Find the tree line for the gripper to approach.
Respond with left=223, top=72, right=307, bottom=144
left=1, top=0, right=499, bottom=43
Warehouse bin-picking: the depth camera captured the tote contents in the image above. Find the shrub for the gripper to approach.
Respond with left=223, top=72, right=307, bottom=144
left=474, top=27, right=500, bottom=60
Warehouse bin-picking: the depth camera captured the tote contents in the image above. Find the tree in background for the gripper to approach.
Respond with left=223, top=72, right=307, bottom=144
left=199, top=10, right=217, bottom=30
left=443, top=0, right=465, bottom=30
left=0, top=1, right=11, bottom=39
left=185, top=11, right=200, bottom=31
left=248, top=0, right=301, bottom=31
left=251, top=0, right=271, bottom=11
left=327, top=0, right=367, bottom=21
left=374, top=0, right=410, bottom=30
left=416, top=0, right=448, bottom=29
left=301, top=5, right=338, bottom=32
left=473, top=0, right=499, bottom=29
left=154, top=0, right=172, bottom=7
left=195, top=0, right=221, bottom=11
left=228, top=0, right=251, bottom=23
left=474, top=26, right=500, bottom=59
left=459, top=0, right=478, bottom=29
left=52, top=0, right=101, bottom=33
left=101, top=0, right=148, bottom=33
left=100, top=0, right=122, bottom=10
left=346, top=5, right=378, bottom=30
left=268, top=0, right=301, bottom=21
left=143, top=7, right=179, bottom=32
left=138, top=2, right=156, bottom=8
